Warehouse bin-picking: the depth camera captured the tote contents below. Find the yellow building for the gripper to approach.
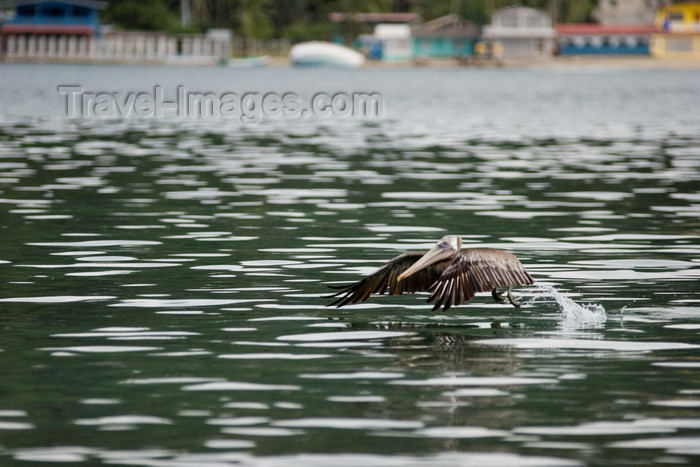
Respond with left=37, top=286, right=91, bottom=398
left=651, top=2, right=700, bottom=59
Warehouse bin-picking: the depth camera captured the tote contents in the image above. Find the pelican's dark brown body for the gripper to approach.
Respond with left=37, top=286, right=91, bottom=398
left=326, top=236, right=533, bottom=312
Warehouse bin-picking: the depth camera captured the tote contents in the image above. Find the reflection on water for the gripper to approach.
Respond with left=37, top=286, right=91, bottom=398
left=0, top=64, right=699, bottom=466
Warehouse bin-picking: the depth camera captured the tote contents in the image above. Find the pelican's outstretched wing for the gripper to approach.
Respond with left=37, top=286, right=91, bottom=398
left=326, top=252, right=442, bottom=308
left=427, top=248, right=533, bottom=312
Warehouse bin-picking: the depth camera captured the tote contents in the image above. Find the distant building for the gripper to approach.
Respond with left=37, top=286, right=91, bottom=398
left=412, top=14, right=479, bottom=58
left=329, top=11, right=419, bottom=58
left=556, top=1, right=658, bottom=56
left=0, top=0, right=231, bottom=64
left=373, top=23, right=412, bottom=62
left=481, top=6, right=556, bottom=60
left=0, top=0, right=105, bottom=58
left=0, top=0, right=104, bottom=36
left=593, top=0, right=658, bottom=25
left=651, top=1, right=700, bottom=60
left=556, top=24, right=656, bottom=55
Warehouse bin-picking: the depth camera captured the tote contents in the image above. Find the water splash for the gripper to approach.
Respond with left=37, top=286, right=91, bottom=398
left=527, top=284, right=606, bottom=329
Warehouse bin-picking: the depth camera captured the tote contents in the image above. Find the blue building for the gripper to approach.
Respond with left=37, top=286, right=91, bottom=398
left=0, top=0, right=105, bottom=37
left=556, top=24, right=656, bottom=55
left=412, top=14, right=479, bottom=58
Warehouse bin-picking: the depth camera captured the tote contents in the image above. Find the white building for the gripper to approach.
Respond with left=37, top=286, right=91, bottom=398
left=482, top=6, right=556, bottom=59
left=593, top=0, right=659, bottom=25
left=374, top=23, right=412, bottom=62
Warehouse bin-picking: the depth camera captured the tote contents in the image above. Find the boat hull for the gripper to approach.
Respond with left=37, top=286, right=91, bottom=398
left=290, top=42, right=365, bottom=68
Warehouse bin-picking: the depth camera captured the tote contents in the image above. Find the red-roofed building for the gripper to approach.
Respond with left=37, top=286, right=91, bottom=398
left=556, top=23, right=657, bottom=55
left=0, top=0, right=104, bottom=35
left=0, top=0, right=104, bottom=58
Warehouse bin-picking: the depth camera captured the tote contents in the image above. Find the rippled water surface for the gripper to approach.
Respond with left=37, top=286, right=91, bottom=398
left=0, top=64, right=699, bottom=466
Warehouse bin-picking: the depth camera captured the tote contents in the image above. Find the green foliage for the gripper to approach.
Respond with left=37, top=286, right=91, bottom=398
left=238, top=0, right=274, bottom=38
left=282, top=21, right=335, bottom=43
left=102, top=0, right=606, bottom=38
left=106, top=0, right=179, bottom=31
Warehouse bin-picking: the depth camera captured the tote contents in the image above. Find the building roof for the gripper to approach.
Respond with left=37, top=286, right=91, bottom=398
left=0, top=0, right=106, bottom=9
left=484, top=5, right=554, bottom=38
left=0, top=24, right=96, bottom=34
left=328, top=12, right=420, bottom=24
left=493, top=5, right=549, bottom=15
left=556, top=23, right=657, bottom=35
left=412, top=14, right=479, bottom=38
left=489, top=5, right=553, bottom=29
left=658, top=1, right=700, bottom=13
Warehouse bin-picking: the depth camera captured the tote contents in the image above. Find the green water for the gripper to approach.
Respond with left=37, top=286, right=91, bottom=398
left=0, top=64, right=699, bottom=466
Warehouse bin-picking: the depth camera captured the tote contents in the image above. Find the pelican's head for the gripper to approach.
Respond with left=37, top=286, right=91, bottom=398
left=397, top=235, right=461, bottom=282
left=436, top=235, right=461, bottom=252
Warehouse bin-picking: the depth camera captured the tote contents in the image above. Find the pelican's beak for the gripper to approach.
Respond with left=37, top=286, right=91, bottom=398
left=397, top=244, right=453, bottom=282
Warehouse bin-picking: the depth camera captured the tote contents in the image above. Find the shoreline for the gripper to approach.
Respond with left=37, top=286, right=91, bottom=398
left=358, top=55, right=700, bottom=71
left=506, top=55, right=700, bottom=71
left=3, top=54, right=700, bottom=71
left=227, top=54, right=700, bottom=71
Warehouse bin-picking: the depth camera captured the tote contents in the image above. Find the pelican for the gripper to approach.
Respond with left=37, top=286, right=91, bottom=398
left=326, top=235, right=533, bottom=312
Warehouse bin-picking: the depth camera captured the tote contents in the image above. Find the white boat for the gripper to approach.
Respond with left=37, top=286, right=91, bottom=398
left=289, top=41, right=365, bottom=68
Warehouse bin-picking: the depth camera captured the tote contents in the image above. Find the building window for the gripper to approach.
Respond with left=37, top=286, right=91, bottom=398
left=667, top=37, right=693, bottom=52
left=72, top=6, right=89, bottom=17
left=501, top=13, right=518, bottom=28
left=44, top=6, right=65, bottom=17
left=17, top=5, right=36, bottom=17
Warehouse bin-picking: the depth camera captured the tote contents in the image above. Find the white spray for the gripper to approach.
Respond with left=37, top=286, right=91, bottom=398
left=526, top=283, right=607, bottom=329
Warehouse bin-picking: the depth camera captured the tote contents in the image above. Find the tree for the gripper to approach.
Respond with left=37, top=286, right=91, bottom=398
left=103, top=0, right=601, bottom=38
left=106, top=0, right=179, bottom=31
